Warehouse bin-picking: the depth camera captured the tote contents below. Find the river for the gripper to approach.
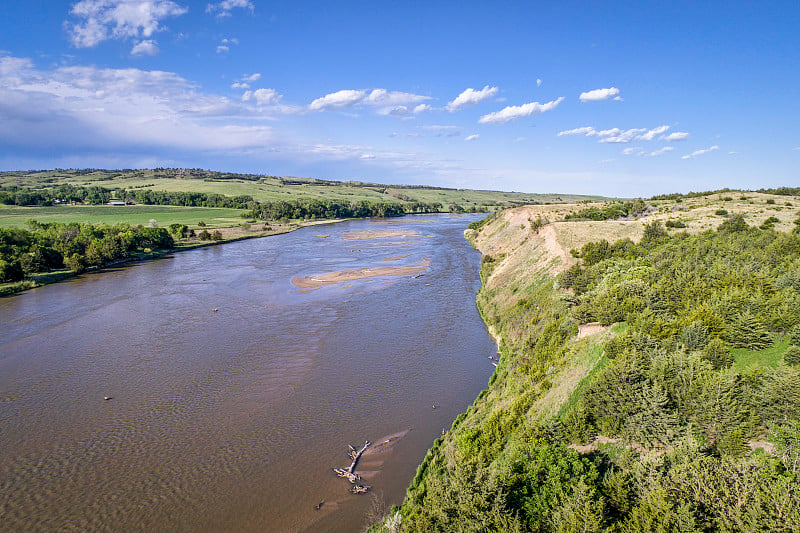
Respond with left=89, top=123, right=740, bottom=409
left=0, top=214, right=495, bottom=532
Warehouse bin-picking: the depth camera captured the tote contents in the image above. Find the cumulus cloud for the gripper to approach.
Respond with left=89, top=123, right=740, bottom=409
left=465, top=134, right=479, bottom=142
left=682, top=145, right=719, bottom=159
left=241, top=88, right=281, bottom=105
left=478, top=97, right=564, bottom=124
left=206, top=0, right=254, bottom=17
left=579, top=87, right=621, bottom=102
left=308, top=89, right=366, bottom=111
left=67, top=0, right=188, bottom=48
left=308, top=88, right=430, bottom=112
left=622, top=147, right=642, bottom=156
left=662, top=131, right=690, bottom=141
left=536, top=79, right=542, bottom=87
left=413, top=104, right=431, bottom=114
left=446, top=86, right=498, bottom=112
left=131, top=39, right=159, bottom=56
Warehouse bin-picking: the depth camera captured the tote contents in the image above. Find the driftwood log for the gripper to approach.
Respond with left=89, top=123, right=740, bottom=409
left=332, top=440, right=371, bottom=494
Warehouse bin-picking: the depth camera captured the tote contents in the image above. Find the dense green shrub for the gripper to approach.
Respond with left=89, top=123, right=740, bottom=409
left=785, top=345, right=800, bottom=366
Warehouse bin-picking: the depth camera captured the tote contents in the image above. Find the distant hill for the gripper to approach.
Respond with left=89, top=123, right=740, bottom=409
left=0, top=168, right=607, bottom=211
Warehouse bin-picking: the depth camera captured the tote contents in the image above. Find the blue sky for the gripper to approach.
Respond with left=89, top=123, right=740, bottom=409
left=0, top=1, right=798, bottom=196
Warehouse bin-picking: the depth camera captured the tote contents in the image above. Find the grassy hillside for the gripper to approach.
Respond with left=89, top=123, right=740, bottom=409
left=383, top=192, right=800, bottom=532
left=0, top=168, right=603, bottom=211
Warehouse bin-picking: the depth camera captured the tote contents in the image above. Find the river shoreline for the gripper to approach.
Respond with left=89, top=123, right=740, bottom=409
left=0, top=218, right=344, bottom=297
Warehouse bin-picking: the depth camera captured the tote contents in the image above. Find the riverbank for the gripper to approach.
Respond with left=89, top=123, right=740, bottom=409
left=0, top=219, right=342, bottom=297
left=390, top=198, right=800, bottom=530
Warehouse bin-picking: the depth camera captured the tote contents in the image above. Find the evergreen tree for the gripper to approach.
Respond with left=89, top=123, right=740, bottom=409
left=726, top=312, right=772, bottom=350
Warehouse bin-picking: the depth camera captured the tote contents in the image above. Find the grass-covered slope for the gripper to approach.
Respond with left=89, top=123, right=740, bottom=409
left=388, top=196, right=800, bottom=532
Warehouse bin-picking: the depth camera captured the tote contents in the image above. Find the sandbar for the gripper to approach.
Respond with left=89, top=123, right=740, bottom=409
left=291, top=258, right=430, bottom=288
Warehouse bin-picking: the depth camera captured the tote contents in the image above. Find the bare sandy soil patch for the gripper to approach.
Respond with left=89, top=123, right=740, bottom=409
left=381, top=254, right=411, bottom=261
left=577, top=322, right=610, bottom=339
left=291, top=258, right=430, bottom=288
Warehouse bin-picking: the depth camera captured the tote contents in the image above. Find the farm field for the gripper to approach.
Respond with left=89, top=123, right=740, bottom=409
left=0, top=204, right=245, bottom=229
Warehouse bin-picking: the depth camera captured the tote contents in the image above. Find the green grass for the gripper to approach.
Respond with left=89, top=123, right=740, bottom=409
left=557, top=322, right=628, bottom=419
left=0, top=168, right=608, bottom=208
left=0, top=204, right=245, bottom=229
left=557, top=346, right=609, bottom=419
left=731, top=335, right=791, bottom=371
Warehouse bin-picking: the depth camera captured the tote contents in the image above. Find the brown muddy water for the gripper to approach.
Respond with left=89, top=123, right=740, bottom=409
left=0, top=214, right=496, bottom=532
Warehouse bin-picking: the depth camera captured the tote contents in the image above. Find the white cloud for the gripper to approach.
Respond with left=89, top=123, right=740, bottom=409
left=536, top=79, right=542, bottom=87
left=558, top=126, right=595, bottom=137
left=622, top=147, right=643, bottom=156
left=216, top=37, right=239, bottom=53
left=637, top=125, right=669, bottom=141
left=579, top=87, right=620, bottom=102
left=413, top=104, right=431, bottom=114
left=68, top=0, right=188, bottom=48
left=364, top=88, right=429, bottom=107
left=478, top=97, right=564, bottom=124
left=446, top=85, right=498, bottom=112
left=131, top=39, right=159, bottom=56
left=206, top=0, right=254, bottom=17
left=309, top=89, right=366, bottom=111
left=0, top=54, right=282, bottom=155
left=422, top=125, right=458, bottom=131
left=230, top=72, right=260, bottom=90
left=647, top=146, right=674, bottom=157
left=465, top=134, right=479, bottom=142
left=308, top=88, right=430, bottom=112
left=662, top=131, right=690, bottom=141
left=682, top=145, right=719, bottom=159
left=241, top=88, right=281, bottom=105
left=360, top=153, right=376, bottom=160
left=378, top=106, right=409, bottom=116
left=560, top=125, right=677, bottom=144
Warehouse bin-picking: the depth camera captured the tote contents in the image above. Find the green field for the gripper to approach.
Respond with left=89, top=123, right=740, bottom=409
left=0, top=204, right=245, bottom=229
left=0, top=168, right=606, bottom=208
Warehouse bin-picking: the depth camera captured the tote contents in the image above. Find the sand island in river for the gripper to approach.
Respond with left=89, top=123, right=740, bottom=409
left=291, top=258, right=430, bottom=288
